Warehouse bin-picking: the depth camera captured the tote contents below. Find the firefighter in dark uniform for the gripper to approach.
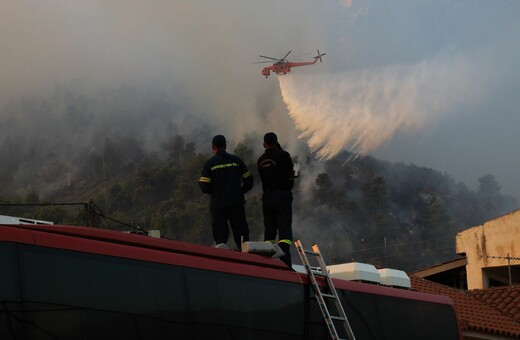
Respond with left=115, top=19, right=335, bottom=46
left=199, top=135, right=254, bottom=250
left=257, top=132, right=294, bottom=267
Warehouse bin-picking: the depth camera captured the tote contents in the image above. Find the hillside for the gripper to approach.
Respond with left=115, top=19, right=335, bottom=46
left=0, top=92, right=517, bottom=271
left=1, top=132, right=517, bottom=271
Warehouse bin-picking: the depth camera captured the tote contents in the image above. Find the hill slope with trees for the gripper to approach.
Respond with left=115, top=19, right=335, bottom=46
left=1, top=134, right=517, bottom=271
left=0, top=91, right=517, bottom=271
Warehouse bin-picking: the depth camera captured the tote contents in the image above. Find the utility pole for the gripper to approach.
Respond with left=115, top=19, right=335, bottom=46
left=507, top=253, right=512, bottom=287
left=485, top=254, right=520, bottom=287
left=384, top=237, right=387, bottom=268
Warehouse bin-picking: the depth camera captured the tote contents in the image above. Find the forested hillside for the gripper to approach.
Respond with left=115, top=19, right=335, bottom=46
left=0, top=91, right=518, bottom=271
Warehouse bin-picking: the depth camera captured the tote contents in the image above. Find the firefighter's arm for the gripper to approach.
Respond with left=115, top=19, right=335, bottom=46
left=240, top=162, right=254, bottom=193
left=198, top=164, right=212, bottom=194
left=285, top=152, right=295, bottom=190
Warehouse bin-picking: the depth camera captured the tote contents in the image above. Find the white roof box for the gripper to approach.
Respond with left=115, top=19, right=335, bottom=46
left=292, top=264, right=307, bottom=274
left=242, top=241, right=284, bottom=258
left=328, top=262, right=380, bottom=284
left=0, top=214, right=53, bottom=225
left=378, top=268, right=411, bottom=288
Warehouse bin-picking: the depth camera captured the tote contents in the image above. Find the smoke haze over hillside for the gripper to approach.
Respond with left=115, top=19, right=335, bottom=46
left=1, top=1, right=520, bottom=198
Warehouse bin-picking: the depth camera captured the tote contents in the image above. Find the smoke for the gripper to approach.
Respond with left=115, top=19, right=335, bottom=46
left=278, top=53, right=481, bottom=159
left=0, top=0, right=321, bottom=145
left=2, top=0, right=520, bottom=198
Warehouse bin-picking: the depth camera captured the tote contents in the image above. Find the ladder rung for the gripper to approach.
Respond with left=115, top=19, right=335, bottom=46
left=330, top=315, right=346, bottom=321
left=303, top=249, right=320, bottom=256
left=311, top=270, right=328, bottom=277
left=321, top=293, right=336, bottom=299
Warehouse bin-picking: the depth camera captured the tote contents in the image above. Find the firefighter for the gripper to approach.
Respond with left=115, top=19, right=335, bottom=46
left=199, top=135, right=254, bottom=250
left=257, top=132, right=294, bottom=267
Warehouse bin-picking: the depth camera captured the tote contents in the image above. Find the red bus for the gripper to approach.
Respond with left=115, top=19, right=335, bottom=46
left=0, top=224, right=461, bottom=339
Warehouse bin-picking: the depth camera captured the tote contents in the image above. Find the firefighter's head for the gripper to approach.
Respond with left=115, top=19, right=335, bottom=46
left=263, top=132, right=280, bottom=149
left=212, top=135, right=227, bottom=153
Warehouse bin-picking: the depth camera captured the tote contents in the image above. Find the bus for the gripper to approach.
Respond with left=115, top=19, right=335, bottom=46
left=0, top=224, right=462, bottom=339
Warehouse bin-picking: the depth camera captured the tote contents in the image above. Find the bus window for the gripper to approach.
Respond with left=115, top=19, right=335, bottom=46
left=338, top=290, right=460, bottom=340
left=20, top=244, right=190, bottom=339
left=0, top=242, right=23, bottom=340
left=185, top=267, right=304, bottom=340
left=0, top=243, right=20, bottom=301
left=306, top=288, right=331, bottom=339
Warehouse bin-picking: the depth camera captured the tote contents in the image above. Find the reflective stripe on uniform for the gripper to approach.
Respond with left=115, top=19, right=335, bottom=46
left=211, top=162, right=239, bottom=171
left=265, top=240, right=275, bottom=244
left=199, top=177, right=211, bottom=183
left=279, top=239, right=292, bottom=246
left=241, top=171, right=252, bottom=179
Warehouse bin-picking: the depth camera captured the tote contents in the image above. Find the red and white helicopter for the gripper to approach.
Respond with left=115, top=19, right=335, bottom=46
left=254, top=50, right=326, bottom=78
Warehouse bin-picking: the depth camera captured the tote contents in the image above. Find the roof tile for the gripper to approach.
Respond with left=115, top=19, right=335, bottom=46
left=411, top=276, right=520, bottom=337
left=468, top=285, right=520, bottom=324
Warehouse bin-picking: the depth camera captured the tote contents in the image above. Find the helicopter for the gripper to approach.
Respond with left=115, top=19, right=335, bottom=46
left=254, top=50, right=326, bottom=78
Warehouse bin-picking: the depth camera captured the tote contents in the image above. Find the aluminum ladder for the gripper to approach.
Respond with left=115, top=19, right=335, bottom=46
left=295, top=240, right=356, bottom=340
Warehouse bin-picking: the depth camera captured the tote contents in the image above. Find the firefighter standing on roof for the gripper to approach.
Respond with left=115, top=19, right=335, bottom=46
left=199, top=135, right=254, bottom=250
left=257, top=132, right=294, bottom=267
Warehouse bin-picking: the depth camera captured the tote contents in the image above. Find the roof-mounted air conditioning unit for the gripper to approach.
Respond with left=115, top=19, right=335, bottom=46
left=328, top=262, right=381, bottom=284
left=377, top=268, right=411, bottom=288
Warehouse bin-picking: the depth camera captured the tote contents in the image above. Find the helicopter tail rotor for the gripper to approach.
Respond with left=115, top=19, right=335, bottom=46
left=315, top=49, right=326, bottom=63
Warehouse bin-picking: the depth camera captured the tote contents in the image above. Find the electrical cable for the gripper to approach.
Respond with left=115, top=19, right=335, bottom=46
left=0, top=201, right=137, bottom=230
left=355, top=246, right=456, bottom=263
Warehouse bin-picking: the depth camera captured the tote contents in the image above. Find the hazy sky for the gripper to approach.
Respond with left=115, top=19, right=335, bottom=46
left=1, top=1, right=520, bottom=198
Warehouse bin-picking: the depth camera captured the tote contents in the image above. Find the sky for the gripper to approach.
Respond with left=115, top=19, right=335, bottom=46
left=1, top=0, right=520, bottom=198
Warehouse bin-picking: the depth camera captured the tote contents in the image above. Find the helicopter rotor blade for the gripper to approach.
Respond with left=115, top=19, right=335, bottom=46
left=282, top=50, right=292, bottom=61
left=259, top=55, right=279, bottom=61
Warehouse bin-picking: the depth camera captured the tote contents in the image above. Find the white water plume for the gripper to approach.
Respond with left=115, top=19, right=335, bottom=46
left=278, top=54, right=479, bottom=159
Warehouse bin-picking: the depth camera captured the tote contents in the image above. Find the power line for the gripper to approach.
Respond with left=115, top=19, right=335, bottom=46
left=484, top=255, right=520, bottom=262
left=353, top=236, right=453, bottom=254
left=354, top=246, right=455, bottom=263
left=0, top=201, right=136, bottom=230
left=483, top=254, right=519, bottom=287
left=0, top=202, right=87, bottom=207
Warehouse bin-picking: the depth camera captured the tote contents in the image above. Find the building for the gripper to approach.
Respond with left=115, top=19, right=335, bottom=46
left=414, top=209, right=520, bottom=290
left=411, top=209, right=520, bottom=339
left=455, top=209, right=520, bottom=289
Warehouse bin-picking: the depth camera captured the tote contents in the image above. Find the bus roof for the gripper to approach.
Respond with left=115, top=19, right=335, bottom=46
left=0, top=223, right=454, bottom=306
left=0, top=223, right=290, bottom=269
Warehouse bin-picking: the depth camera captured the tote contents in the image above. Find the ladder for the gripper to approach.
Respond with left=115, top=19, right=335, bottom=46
left=295, top=240, right=356, bottom=340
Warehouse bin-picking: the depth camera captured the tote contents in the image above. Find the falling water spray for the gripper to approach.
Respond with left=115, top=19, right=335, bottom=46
left=278, top=55, right=478, bottom=159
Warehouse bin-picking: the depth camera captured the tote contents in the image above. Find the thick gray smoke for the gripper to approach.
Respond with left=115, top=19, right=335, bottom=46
left=1, top=0, right=520, bottom=199
left=0, top=0, right=317, bottom=145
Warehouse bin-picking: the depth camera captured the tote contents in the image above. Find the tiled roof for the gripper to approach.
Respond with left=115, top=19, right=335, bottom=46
left=468, top=286, right=520, bottom=324
left=411, top=276, right=520, bottom=338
